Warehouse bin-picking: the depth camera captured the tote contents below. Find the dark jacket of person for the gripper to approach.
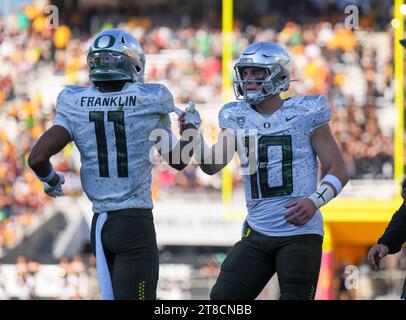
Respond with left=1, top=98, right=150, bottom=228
left=378, top=202, right=406, bottom=254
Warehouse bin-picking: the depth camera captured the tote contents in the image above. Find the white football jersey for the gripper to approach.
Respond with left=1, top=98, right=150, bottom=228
left=218, top=95, right=332, bottom=237
left=54, top=82, right=175, bottom=213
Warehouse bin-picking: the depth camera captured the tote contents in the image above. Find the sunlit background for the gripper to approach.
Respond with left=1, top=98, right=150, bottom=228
left=0, top=0, right=405, bottom=300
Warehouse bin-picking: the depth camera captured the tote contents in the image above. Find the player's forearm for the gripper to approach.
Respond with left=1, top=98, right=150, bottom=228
left=28, top=136, right=56, bottom=177
left=164, top=125, right=200, bottom=170
left=196, top=133, right=234, bottom=175
left=308, top=161, right=348, bottom=210
left=28, top=154, right=53, bottom=177
left=166, top=140, right=193, bottom=171
left=29, top=126, right=71, bottom=175
left=28, top=152, right=61, bottom=187
left=322, top=161, right=349, bottom=192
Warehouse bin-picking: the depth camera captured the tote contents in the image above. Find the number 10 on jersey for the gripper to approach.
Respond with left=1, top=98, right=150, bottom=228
left=245, top=135, right=293, bottom=199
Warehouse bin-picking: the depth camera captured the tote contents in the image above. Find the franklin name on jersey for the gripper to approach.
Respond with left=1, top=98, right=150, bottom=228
left=53, top=83, right=175, bottom=213
left=219, top=95, right=331, bottom=237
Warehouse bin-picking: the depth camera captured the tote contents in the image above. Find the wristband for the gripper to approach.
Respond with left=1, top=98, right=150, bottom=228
left=321, top=174, right=343, bottom=194
left=37, top=168, right=56, bottom=183
left=308, top=184, right=335, bottom=209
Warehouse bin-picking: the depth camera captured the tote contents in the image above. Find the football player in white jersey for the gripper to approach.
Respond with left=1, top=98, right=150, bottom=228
left=28, top=29, right=199, bottom=300
left=182, top=42, right=349, bottom=299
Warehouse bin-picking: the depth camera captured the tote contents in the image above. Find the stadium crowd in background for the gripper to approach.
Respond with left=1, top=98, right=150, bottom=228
left=0, top=0, right=404, bottom=299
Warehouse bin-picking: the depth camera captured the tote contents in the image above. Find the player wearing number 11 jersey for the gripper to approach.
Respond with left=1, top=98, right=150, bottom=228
left=28, top=29, right=199, bottom=300
left=186, top=42, right=349, bottom=299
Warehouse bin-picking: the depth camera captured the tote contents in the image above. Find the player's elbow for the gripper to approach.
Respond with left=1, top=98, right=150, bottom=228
left=28, top=150, right=47, bottom=170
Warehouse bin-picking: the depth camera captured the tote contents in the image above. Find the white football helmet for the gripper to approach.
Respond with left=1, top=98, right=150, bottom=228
left=233, top=42, right=292, bottom=105
left=87, top=29, right=145, bottom=83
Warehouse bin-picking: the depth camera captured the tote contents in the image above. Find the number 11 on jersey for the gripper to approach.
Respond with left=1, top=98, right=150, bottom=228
left=89, top=111, right=129, bottom=178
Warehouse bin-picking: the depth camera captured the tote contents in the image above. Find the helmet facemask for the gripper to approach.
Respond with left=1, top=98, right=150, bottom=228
left=87, top=50, right=144, bottom=83
left=232, top=42, right=292, bottom=105
left=233, top=63, right=288, bottom=105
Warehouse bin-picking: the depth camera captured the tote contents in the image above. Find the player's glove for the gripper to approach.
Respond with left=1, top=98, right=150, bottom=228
left=44, top=173, right=65, bottom=198
left=184, top=101, right=201, bottom=130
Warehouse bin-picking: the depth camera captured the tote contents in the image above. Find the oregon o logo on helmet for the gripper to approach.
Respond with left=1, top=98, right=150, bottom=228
left=94, top=35, right=115, bottom=49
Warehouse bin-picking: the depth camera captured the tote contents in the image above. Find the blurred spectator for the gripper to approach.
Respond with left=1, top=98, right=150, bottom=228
left=200, top=256, right=220, bottom=277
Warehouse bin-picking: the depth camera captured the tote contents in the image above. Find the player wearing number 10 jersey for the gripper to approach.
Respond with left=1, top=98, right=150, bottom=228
left=189, top=42, right=349, bottom=299
left=28, top=29, right=198, bottom=300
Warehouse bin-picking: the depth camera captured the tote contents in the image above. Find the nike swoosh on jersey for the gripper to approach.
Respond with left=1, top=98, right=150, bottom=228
left=285, top=116, right=298, bottom=121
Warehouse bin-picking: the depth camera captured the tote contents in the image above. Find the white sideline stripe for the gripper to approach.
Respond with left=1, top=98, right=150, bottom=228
left=95, top=212, right=114, bottom=300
